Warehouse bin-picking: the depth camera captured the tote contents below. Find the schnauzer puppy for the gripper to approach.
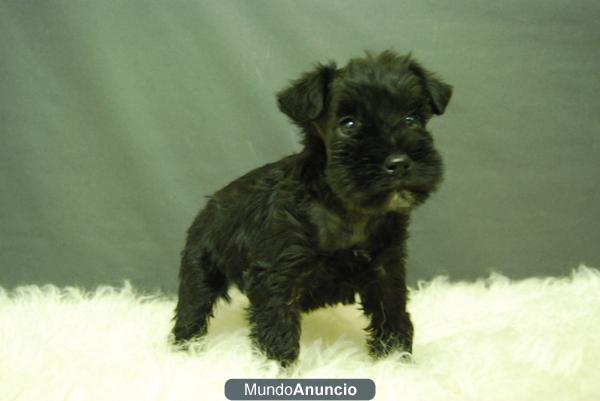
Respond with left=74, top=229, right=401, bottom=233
left=172, top=50, right=452, bottom=366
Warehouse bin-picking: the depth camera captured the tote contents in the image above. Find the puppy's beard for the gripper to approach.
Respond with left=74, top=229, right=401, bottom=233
left=325, top=172, right=415, bottom=214
left=343, top=189, right=415, bottom=214
left=386, top=190, right=415, bottom=211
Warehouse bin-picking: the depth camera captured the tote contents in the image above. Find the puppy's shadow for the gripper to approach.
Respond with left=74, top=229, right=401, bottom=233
left=300, top=304, right=367, bottom=348
left=205, top=291, right=367, bottom=350
left=205, top=291, right=250, bottom=336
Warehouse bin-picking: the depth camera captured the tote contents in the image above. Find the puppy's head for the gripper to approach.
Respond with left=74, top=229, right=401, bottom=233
left=277, top=50, right=452, bottom=213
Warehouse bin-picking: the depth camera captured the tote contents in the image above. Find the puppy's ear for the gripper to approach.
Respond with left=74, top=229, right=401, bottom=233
left=409, top=60, right=453, bottom=115
left=277, top=62, right=337, bottom=124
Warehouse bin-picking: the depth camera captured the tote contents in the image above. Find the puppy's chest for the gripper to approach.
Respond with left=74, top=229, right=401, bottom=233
left=309, top=204, right=374, bottom=252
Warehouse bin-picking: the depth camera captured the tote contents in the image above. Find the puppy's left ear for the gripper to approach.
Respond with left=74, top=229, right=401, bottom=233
left=410, top=60, right=453, bottom=115
left=277, top=62, right=337, bottom=125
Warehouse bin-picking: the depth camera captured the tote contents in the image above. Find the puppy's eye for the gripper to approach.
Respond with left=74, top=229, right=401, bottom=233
left=338, top=116, right=359, bottom=134
left=404, top=115, right=419, bottom=127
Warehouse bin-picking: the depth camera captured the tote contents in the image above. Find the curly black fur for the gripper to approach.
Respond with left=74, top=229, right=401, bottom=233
left=172, top=50, right=453, bottom=366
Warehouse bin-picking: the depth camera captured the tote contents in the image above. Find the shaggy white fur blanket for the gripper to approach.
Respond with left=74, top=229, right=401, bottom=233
left=1, top=267, right=599, bottom=401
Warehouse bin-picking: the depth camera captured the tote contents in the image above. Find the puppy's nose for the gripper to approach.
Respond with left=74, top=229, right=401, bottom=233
left=383, top=154, right=412, bottom=174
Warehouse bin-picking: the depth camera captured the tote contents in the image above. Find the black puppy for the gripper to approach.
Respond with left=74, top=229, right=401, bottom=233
left=172, top=50, right=452, bottom=366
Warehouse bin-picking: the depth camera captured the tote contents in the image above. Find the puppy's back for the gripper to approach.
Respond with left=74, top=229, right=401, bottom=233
left=182, top=154, right=304, bottom=286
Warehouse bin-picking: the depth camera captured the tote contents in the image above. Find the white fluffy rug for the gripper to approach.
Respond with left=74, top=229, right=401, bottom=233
left=1, top=267, right=599, bottom=401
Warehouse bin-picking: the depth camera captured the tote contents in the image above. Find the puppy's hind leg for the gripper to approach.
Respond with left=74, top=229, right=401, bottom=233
left=172, top=251, right=229, bottom=344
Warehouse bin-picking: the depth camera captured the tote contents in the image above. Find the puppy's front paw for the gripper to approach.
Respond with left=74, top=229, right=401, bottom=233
left=367, top=332, right=412, bottom=359
left=248, top=302, right=302, bottom=367
left=252, top=337, right=300, bottom=368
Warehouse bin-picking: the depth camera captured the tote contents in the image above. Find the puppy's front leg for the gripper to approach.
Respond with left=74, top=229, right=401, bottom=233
left=245, top=263, right=301, bottom=367
left=360, top=250, right=413, bottom=358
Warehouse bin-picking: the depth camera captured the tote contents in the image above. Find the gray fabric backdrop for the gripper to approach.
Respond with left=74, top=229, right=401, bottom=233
left=1, top=0, right=599, bottom=292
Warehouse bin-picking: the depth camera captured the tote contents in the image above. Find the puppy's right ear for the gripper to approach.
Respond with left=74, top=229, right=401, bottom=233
left=276, top=63, right=337, bottom=125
